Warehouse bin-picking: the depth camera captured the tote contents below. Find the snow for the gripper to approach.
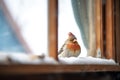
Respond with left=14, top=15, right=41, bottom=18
left=0, top=53, right=9, bottom=64
left=59, top=57, right=116, bottom=65
left=0, top=52, right=58, bottom=64
left=0, top=52, right=116, bottom=65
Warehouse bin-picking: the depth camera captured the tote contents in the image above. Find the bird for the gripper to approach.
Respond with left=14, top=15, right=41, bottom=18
left=58, top=32, right=81, bottom=57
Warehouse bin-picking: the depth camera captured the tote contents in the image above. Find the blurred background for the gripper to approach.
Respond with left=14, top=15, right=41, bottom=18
left=0, top=0, right=87, bottom=56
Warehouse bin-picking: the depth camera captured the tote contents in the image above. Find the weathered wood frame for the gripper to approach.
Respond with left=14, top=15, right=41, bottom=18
left=105, top=0, right=115, bottom=59
left=95, top=0, right=115, bottom=60
left=0, top=65, right=120, bottom=75
left=115, top=0, right=120, bottom=63
left=95, top=0, right=104, bottom=58
left=48, top=0, right=58, bottom=60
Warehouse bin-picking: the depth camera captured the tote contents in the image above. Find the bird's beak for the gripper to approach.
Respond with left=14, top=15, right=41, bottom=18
left=73, top=39, right=77, bottom=43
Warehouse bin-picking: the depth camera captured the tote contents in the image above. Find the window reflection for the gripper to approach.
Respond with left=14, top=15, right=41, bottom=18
left=0, top=8, right=25, bottom=53
left=1, top=0, right=48, bottom=55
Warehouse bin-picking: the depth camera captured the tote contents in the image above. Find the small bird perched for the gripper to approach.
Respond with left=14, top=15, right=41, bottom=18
left=58, top=32, right=81, bottom=57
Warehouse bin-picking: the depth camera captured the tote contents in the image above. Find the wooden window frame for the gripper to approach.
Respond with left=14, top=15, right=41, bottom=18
left=0, top=0, right=120, bottom=75
left=115, top=0, right=120, bottom=64
left=95, top=0, right=115, bottom=60
left=105, top=0, right=115, bottom=60
left=48, top=0, right=58, bottom=60
left=95, top=0, right=104, bottom=58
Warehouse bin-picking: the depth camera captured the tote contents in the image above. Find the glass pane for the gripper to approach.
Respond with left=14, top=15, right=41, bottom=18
left=58, top=0, right=87, bottom=57
left=0, top=8, right=25, bottom=53
left=4, top=0, right=48, bottom=55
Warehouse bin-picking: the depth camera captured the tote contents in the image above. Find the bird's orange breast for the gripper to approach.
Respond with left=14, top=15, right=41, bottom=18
left=66, top=42, right=80, bottom=52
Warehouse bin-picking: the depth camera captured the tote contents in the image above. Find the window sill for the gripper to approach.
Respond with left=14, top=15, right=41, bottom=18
left=0, top=64, right=120, bottom=75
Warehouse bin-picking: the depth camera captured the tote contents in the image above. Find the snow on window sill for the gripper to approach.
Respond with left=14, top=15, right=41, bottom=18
left=0, top=52, right=117, bottom=65
left=0, top=52, right=58, bottom=64
left=59, top=57, right=116, bottom=65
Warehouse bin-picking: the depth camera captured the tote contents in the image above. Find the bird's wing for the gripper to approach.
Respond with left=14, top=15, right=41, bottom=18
left=58, top=43, right=65, bottom=54
left=58, top=40, right=68, bottom=54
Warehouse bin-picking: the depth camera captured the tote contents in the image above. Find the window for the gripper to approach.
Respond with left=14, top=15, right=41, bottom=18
left=0, top=7, right=26, bottom=53
left=48, top=0, right=119, bottom=64
left=50, top=0, right=116, bottom=59
left=0, top=0, right=120, bottom=74
left=0, top=0, right=48, bottom=55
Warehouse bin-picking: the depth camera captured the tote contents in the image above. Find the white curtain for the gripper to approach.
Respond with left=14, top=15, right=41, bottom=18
left=71, top=0, right=96, bottom=57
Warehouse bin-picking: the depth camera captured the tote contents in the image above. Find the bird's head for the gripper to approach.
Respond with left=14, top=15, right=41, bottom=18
left=68, top=32, right=77, bottom=41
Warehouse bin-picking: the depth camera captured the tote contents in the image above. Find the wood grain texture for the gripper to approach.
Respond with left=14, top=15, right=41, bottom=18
left=87, top=0, right=96, bottom=57
left=95, top=0, right=103, bottom=58
left=106, top=0, right=115, bottom=59
left=0, top=65, right=120, bottom=75
left=48, top=0, right=58, bottom=60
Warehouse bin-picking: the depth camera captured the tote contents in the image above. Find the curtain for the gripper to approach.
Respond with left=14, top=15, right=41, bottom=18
left=71, top=0, right=96, bottom=57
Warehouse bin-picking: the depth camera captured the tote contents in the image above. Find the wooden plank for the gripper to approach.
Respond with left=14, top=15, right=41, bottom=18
left=115, top=0, right=120, bottom=63
left=0, top=65, right=120, bottom=75
left=95, top=0, right=103, bottom=58
left=88, top=0, right=96, bottom=57
left=48, top=0, right=58, bottom=60
left=106, top=0, right=115, bottom=59
left=0, top=0, right=32, bottom=53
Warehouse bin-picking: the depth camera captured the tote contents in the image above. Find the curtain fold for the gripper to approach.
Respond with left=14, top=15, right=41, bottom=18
left=71, top=0, right=96, bottom=57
